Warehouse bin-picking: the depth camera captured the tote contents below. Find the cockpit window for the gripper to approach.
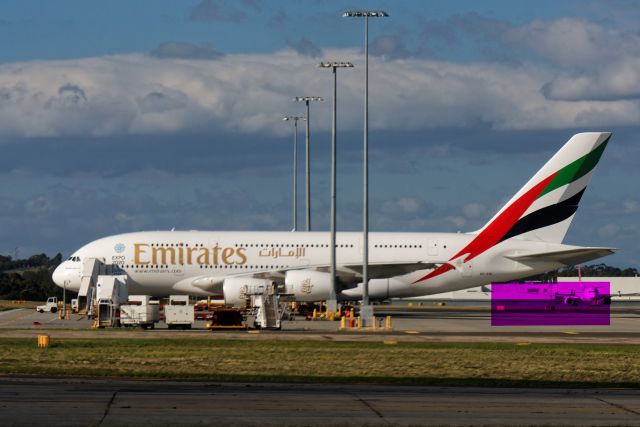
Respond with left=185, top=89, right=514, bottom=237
left=67, top=256, right=80, bottom=262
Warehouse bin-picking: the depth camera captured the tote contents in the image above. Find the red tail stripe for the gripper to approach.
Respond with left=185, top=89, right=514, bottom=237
left=414, top=171, right=558, bottom=284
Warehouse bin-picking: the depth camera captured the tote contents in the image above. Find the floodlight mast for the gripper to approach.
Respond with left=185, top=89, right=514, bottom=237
left=343, top=10, right=388, bottom=321
left=294, top=96, right=323, bottom=231
left=318, top=61, right=354, bottom=313
left=283, top=116, right=306, bottom=231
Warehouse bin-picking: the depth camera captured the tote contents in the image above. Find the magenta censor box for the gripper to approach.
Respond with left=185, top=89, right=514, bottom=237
left=491, top=282, right=610, bottom=326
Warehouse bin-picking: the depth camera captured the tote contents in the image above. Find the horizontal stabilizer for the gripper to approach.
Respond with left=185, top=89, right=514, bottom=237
left=505, top=247, right=615, bottom=266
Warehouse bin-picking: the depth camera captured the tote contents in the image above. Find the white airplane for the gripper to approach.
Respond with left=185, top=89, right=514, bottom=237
left=52, top=132, right=614, bottom=305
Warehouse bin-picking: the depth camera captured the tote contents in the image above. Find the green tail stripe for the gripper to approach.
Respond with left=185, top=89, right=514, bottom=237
left=538, top=136, right=609, bottom=198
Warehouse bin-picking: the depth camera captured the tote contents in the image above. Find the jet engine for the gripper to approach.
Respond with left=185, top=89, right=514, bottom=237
left=284, top=270, right=332, bottom=301
left=564, top=296, right=580, bottom=306
left=223, top=277, right=276, bottom=308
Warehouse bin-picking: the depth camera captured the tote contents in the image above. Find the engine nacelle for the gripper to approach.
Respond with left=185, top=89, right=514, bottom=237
left=223, top=277, right=275, bottom=308
left=564, top=296, right=580, bottom=306
left=284, top=270, right=332, bottom=302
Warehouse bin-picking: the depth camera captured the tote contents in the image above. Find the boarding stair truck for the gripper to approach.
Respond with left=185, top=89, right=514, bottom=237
left=164, top=295, right=194, bottom=329
left=78, top=258, right=107, bottom=316
left=120, top=295, right=160, bottom=329
left=249, top=282, right=282, bottom=330
left=95, top=275, right=128, bottom=328
left=36, top=297, right=58, bottom=313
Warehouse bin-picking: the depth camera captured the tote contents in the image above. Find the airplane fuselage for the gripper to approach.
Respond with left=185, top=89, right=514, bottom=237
left=53, top=230, right=571, bottom=299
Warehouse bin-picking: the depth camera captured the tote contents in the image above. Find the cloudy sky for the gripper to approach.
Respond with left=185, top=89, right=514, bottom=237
left=1, top=0, right=639, bottom=269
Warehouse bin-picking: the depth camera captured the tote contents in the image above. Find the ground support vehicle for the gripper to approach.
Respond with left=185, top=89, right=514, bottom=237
left=164, top=295, right=194, bottom=329
left=120, top=295, right=160, bottom=329
left=36, top=297, right=58, bottom=313
left=206, top=307, right=247, bottom=330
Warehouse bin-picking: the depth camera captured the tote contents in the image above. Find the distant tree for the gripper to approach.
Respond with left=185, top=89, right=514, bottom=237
left=0, top=255, right=11, bottom=271
left=49, top=253, right=62, bottom=267
left=558, top=263, right=639, bottom=277
left=496, top=263, right=638, bottom=284
left=26, top=254, right=50, bottom=268
left=0, top=253, right=65, bottom=301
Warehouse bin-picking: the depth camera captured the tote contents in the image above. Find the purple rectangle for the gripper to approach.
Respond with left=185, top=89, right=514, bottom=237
left=491, top=282, right=610, bottom=326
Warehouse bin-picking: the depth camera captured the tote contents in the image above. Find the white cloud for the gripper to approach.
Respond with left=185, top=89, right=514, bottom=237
left=0, top=43, right=639, bottom=141
left=598, top=223, right=621, bottom=238
left=623, top=200, right=640, bottom=214
left=462, top=202, right=486, bottom=219
left=542, top=58, right=640, bottom=101
left=424, top=14, right=640, bottom=103
left=24, top=195, right=54, bottom=215
left=446, top=216, right=466, bottom=229
left=381, top=196, right=423, bottom=215
left=500, top=18, right=640, bottom=103
left=504, top=18, right=631, bottom=68
left=396, top=197, right=421, bottom=214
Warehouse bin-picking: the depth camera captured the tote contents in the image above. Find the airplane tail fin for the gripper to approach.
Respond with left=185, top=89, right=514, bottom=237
left=472, top=132, right=611, bottom=244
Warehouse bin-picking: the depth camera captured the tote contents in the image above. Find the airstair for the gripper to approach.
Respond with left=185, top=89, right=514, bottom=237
left=247, top=282, right=282, bottom=330
left=78, top=258, right=126, bottom=318
left=78, top=258, right=104, bottom=315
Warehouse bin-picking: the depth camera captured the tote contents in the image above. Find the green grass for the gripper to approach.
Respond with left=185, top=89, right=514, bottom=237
left=0, top=300, right=39, bottom=311
left=1, top=338, right=639, bottom=387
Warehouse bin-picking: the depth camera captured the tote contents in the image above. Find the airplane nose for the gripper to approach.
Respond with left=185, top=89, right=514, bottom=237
left=52, top=265, right=64, bottom=288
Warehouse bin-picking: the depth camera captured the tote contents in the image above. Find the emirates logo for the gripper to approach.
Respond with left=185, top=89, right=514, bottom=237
left=300, top=278, right=313, bottom=294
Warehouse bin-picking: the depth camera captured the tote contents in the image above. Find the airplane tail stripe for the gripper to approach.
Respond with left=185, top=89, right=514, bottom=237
left=538, top=136, right=609, bottom=199
left=413, top=172, right=556, bottom=284
left=499, top=188, right=585, bottom=242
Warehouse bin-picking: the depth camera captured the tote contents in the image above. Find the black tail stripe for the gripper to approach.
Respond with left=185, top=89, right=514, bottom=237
left=499, top=188, right=586, bottom=242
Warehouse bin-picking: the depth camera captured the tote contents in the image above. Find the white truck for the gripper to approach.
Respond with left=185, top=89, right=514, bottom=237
left=120, top=295, right=160, bottom=329
left=164, top=295, right=194, bottom=329
left=36, top=297, right=58, bottom=313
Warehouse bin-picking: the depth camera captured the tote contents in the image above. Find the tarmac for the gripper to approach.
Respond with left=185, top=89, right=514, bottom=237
left=1, top=377, right=640, bottom=426
left=1, top=302, right=640, bottom=344
left=1, top=303, right=639, bottom=426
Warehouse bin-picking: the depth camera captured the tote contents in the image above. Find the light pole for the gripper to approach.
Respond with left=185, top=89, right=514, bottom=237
left=318, top=61, right=354, bottom=314
left=294, top=96, right=323, bottom=231
left=63, top=280, right=67, bottom=319
left=282, top=116, right=306, bottom=232
left=343, top=10, right=388, bottom=322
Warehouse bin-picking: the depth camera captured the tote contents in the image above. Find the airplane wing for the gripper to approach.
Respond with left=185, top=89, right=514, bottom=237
left=505, top=247, right=615, bottom=266
left=338, top=262, right=441, bottom=279
left=189, top=261, right=442, bottom=292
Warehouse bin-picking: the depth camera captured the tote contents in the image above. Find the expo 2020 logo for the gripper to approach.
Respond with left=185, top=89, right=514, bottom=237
left=114, top=243, right=126, bottom=253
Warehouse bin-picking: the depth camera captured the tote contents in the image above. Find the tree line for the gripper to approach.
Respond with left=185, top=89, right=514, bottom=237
left=557, top=263, right=639, bottom=277
left=0, top=253, right=64, bottom=301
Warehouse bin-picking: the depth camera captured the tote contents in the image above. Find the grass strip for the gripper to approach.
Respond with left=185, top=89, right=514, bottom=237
left=1, top=338, right=638, bottom=387
left=0, top=300, right=39, bottom=310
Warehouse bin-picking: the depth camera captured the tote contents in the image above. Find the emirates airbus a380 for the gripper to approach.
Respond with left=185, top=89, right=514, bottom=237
left=52, top=132, right=614, bottom=305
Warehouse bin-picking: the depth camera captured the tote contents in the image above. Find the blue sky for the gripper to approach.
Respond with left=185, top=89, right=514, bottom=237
left=1, top=0, right=640, bottom=269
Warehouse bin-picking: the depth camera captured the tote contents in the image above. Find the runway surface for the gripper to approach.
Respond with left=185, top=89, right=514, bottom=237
left=1, top=377, right=640, bottom=426
left=2, top=306, right=640, bottom=426
left=2, top=305, right=640, bottom=343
